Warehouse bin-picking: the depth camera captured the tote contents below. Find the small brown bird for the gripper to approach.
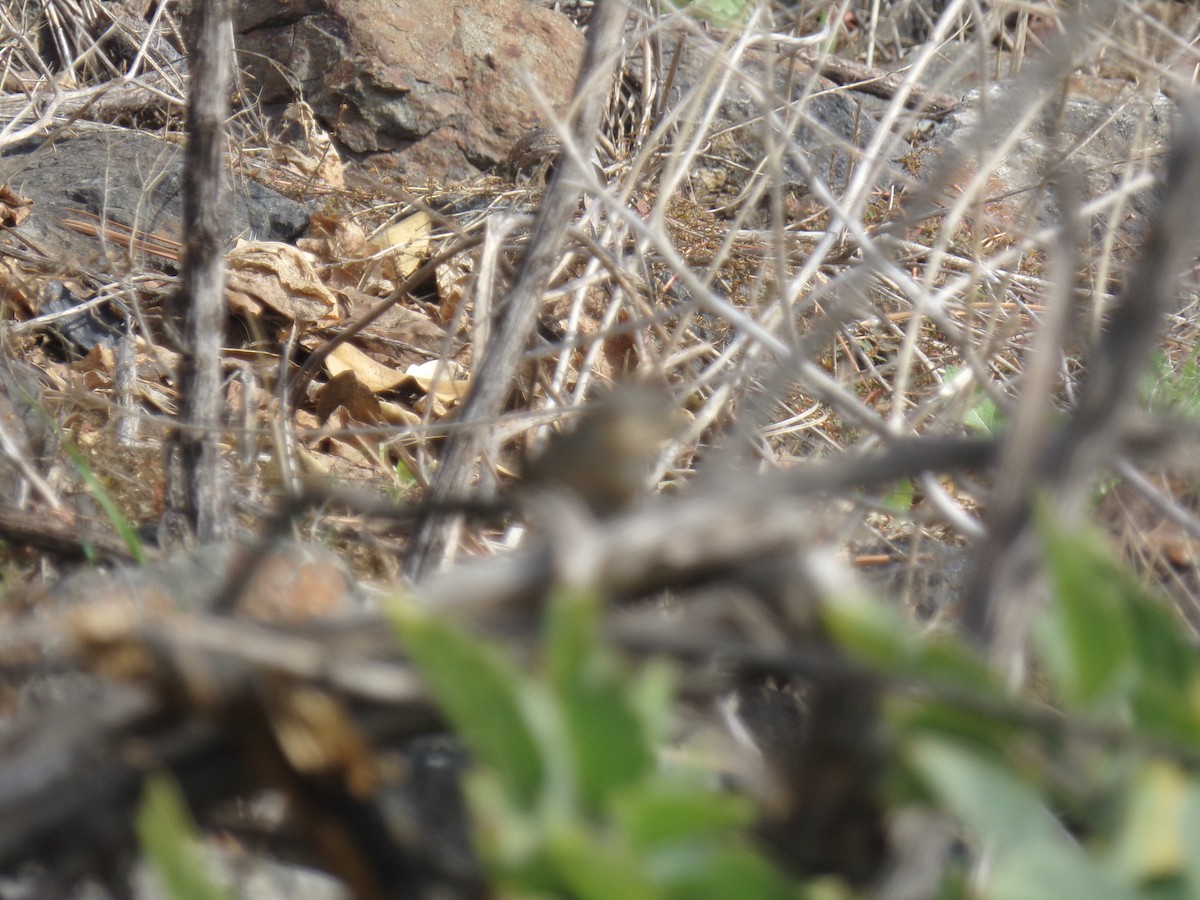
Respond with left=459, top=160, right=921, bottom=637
left=520, top=386, right=685, bottom=516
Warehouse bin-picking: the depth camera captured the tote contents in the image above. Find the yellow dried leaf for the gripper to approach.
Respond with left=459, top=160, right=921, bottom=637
left=267, top=686, right=378, bottom=795
left=406, top=359, right=470, bottom=402
left=326, top=342, right=406, bottom=392
left=369, top=211, right=433, bottom=281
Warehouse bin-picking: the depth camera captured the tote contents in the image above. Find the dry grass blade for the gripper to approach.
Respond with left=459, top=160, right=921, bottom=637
left=4, top=0, right=1200, bottom=894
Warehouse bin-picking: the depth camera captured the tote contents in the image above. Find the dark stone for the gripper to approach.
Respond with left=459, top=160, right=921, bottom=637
left=0, top=129, right=312, bottom=272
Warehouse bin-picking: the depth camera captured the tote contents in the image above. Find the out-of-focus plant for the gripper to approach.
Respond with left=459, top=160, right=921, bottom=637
left=390, top=587, right=796, bottom=899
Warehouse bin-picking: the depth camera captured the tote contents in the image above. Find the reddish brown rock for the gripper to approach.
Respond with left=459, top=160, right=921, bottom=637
left=234, top=0, right=585, bottom=180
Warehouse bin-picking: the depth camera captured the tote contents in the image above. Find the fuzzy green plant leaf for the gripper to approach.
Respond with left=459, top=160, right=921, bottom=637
left=822, top=587, right=919, bottom=670
left=964, top=393, right=1004, bottom=435
left=626, top=656, right=677, bottom=752
left=889, top=696, right=1027, bottom=760
left=137, top=772, right=234, bottom=900
left=613, top=778, right=756, bottom=851
left=823, top=588, right=996, bottom=690
left=1037, top=508, right=1200, bottom=742
left=910, top=737, right=1137, bottom=900
left=908, top=735, right=1059, bottom=853
left=881, top=478, right=916, bottom=513
left=388, top=597, right=547, bottom=810
left=653, top=844, right=796, bottom=900
left=1180, top=777, right=1200, bottom=895
left=907, top=739, right=1142, bottom=900
left=1121, top=580, right=1200, bottom=744
left=463, top=768, right=564, bottom=891
left=669, top=0, right=751, bottom=27
left=546, top=588, right=655, bottom=811
left=1124, top=588, right=1196, bottom=687
left=1036, top=513, right=1136, bottom=710
left=987, top=840, right=1139, bottom=900
left=1146, top=349, right=1200, bottom=420
left=550, top=823, right=665, bottom=900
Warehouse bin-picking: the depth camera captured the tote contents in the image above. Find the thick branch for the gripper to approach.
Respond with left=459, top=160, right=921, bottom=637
left=163, top=0, right=233, bottom=543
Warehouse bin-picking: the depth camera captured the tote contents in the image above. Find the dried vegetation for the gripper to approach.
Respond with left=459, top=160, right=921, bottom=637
left=3, top=0, right=1200, bottom=894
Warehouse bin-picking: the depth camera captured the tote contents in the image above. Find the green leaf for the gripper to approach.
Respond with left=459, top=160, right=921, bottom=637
left=910, top=738, right=1138, bottom=900
left=1125, top=593, right=1195, bottom=688
left=392, top=457, right=415, bottom=484
left=909, top=636, right=1000, bottom=690
left=882, top=478, right=916, bottom=513
left=1123, top=592, right=1200, bottom=743
left=1128, top=678, right=1200, bottom=747
left=1037, top=508, right=1200, bottom=741
left=1146, top=349, right=1200, bottom=420
left=1036, top=514, right=1135, bottom=709
left=1112, top=760, right=1188, bottom=884
left=890, top=697, right=1025, bottom=759
left=989, top=840, right=1138, bottom=900
left=388, top=597, right=547, bottom=809
left=546, top=589, right=655, bottom=811
left=627, top=658, right=677, bottom=752
left=463, top=768, right=562, bottom=891
left=654, top=844, right=795, bottom=900
left=823, top=588, right=921, bottom=671
left=1179, top=777, right=1200, bottom=893
left=908, top=736, right=1059, bottom=852
left=824, top=589, right=996, bottom=690
left=137, top=772, right=234, bottom=900
left=964, top=393, right=1004, bottom=435
left=550, top=823, right=665, bottom=900
left=614, top=778, right=755, bottom=850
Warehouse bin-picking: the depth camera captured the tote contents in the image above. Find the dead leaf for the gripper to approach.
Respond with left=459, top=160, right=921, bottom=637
left=273, top=101, right=346, bottom=188
left=436, top=252, right=473, bottom=323
left=379, top=398, right=420, bottom=425
left=0, top=185, right=32, bottom=229
left=76, top=343, right=115, bottom=389
left=267, top=685, right=379, bottom=795
left=406, top=359, right=470, bottom=402
left=0, top=259, right=38, bottom=313
left=370, top=211, right=433, bottom=281
left=414, top=392, right=453, bottom=419
left=326, top=342, right=406, bottom=393
left=298, top=213, right=372, bottom=259
left=339, top=290, right=455, bottom=354
left=226, top=241, right=340, bottom=327
left=317, top=407, right=391, bottom=474
left=316, top=370, right=383, bottom=425
left=297, top=214, right=378, bottom=294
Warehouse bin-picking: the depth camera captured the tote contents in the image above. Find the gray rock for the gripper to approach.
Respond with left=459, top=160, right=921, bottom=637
left=928, top=83, right=1175, bottom=241
left=0, top=129, right=311, bottom=272
left=640, top=29, right=894, bottom=213
left=853, top=0, right=954, bottom=48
